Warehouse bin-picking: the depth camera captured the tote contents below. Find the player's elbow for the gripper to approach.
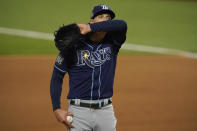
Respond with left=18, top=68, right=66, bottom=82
left=113, top=20, right=127, bottom=32
left=119, top=20, right=127, bottom=32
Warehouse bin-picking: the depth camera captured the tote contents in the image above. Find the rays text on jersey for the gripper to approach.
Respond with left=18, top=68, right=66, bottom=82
left=76, top=47, right=111, bottom=68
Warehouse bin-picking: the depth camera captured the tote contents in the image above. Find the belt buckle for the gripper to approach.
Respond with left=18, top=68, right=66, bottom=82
left=89, top=102, right=93, bottom=109
left=89, top=101, right=102, bottom=109
left=95, top=101, right=102, bottom=109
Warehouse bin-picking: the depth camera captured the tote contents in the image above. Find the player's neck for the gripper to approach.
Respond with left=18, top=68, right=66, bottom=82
left=89, top=32, right=106, bottom=43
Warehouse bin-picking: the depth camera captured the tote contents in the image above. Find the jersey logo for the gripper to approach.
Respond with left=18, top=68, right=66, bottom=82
left=77, top=47, right=111, bottom=68
left=55, top=54, right=64, bottom=65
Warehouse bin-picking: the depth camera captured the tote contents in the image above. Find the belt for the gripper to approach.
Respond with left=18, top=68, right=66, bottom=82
left=70, top=99, right=112, bottom=109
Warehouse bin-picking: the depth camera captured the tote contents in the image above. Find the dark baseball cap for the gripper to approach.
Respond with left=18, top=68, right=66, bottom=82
left=91, top=4, right=115, bottom=19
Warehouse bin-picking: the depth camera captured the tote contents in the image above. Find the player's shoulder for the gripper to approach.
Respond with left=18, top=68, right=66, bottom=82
left=53, top=52, right=68, bottom=73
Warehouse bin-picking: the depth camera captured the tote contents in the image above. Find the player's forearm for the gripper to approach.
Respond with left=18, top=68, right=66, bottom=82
left=90, top=20, right=127, bottom=33
left=50, top=68, right=65, bottom=111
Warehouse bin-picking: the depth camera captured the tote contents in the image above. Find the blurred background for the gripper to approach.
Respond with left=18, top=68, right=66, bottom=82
left=0, top=0, right=197, bottom=131
left=0, top=0, right=197, bottom=55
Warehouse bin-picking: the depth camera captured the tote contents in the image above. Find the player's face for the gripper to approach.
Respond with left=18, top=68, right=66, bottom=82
left=90, top=13, right=111, bottom=23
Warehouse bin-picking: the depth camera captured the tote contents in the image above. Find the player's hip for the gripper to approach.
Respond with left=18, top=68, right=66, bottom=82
left=68, top=99, right=117, bottom=131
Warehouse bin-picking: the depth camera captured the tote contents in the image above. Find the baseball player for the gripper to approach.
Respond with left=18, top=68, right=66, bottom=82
left=50, top=4, right=127, bottom=131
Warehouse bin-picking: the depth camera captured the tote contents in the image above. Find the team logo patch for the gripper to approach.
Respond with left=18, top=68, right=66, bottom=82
left=55, top=54, right=64, bottom=65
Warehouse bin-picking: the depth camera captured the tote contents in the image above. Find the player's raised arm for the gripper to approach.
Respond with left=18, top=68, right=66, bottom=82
left=77, top=20, right=127, bottom=34
left=90, top=20, right=127, bottom=47
left=90, top=20, right=127, bottom=33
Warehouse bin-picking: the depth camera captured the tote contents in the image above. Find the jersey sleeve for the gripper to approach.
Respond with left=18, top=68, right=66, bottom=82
left=50, top=53, right=68, bottom=111
left=90, top=20, right=127, bottom=48
left=50, top=67, right=65, bottom=111
left=105, top=29, right=127, bottom=48
left=90, top=20, right=127, bottom=33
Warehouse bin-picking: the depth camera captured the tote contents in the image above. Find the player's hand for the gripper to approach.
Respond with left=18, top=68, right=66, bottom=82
left=54, top=109, right=74, bottom=129
left=77, top=24, right=91, bottom=35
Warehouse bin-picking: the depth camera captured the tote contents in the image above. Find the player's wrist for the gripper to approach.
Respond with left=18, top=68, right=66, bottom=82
left=77, top=24, right=91, bottom=35
left=86, top=24, right=91, bottom=33
left=53, top=108, right=59, bottom=111
left=53, top=107, right=61, bottom=112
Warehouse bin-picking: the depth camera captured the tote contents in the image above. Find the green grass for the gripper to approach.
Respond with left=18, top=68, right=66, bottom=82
left=0, top=34, right=57, bottom=55
left=119, top=49, right=159, bottom=55
left=0, top=0, right=197, bottom=55
left=0, top=34, right=154, bottom=55
left=125, top=0, right=197, bottom=52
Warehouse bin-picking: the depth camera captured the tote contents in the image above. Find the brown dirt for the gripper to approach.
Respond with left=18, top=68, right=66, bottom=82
left=0, top=55, right=197, bottom=131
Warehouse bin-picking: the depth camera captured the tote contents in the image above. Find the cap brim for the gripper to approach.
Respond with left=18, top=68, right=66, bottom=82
left=91, top=10, right=115, bottom=19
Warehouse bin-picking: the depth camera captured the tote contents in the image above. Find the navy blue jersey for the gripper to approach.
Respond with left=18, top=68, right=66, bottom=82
left=50, top=20, right=127, bottom=111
